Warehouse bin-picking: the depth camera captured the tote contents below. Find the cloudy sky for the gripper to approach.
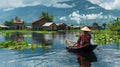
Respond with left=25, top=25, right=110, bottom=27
left=0, top=0, right=73, bottom=11
left=60, top=11, right=115, bottom=24
left=88, top=0, right=120, bottom=10
left=0, top=0, right=120, bottom=11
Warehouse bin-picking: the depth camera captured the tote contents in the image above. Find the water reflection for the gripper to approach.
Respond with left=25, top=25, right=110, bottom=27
left=32, top=32, right=53, bottom=46
left=3, top=31, right=77, bottom=46
left=3, top=32, right=53, bottom=50
left=4, top=32, right=54, bottom=46
left=12, top=32, right=24, bottom=42
left=76, top=52, right=97, bottom=67
left=4, top=32, right=24, bottom=42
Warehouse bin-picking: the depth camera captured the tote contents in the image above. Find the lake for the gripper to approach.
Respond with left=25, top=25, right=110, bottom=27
left=0, top=32, right=120, bottom=67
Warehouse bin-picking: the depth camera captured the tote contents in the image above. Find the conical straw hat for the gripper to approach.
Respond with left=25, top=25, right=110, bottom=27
left=81, top=26, right=91, bottom=31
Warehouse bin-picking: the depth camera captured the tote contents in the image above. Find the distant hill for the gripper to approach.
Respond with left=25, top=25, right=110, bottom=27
left=0, top=0, right=120, bottom=25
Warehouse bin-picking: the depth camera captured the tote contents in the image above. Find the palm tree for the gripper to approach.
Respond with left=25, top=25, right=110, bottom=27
left=40, top=12, right=54, bottom=22
left=15, top=16, right=20, bottom=20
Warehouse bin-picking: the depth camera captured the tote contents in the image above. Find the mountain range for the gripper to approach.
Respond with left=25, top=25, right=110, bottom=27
left=0, top=0, right=120, bottom=25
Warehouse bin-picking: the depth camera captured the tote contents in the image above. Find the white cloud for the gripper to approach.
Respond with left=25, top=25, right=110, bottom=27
left=0, top=0, right=72, bottom=11
left=87, top=0, right=120, bottom=10
left=60, top=16, right=67, bottom=21
left=85, top=12, right=104, bottom=19
left=86, top=7, right=96, bottom=10
left=69, top=11, right=82, bottom=24
left=3, top=8, right=14, bottom=11
left=52, top=3, right=73, bottom=8
left=61, top=11, right=115, bottom=24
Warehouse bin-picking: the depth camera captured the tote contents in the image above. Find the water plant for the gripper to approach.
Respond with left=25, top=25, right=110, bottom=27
left=0, top=41, right=50, bottom=50
left=93, top=30, right=120, bottom=45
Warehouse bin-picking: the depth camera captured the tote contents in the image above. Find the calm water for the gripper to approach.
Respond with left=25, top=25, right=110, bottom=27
left=0, top=32, right=120, bottom=67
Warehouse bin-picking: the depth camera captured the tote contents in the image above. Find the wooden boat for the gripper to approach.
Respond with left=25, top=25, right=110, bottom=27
left=65, top=39, right=97, bottom=53
left=66, top=45, right=97, bottom=53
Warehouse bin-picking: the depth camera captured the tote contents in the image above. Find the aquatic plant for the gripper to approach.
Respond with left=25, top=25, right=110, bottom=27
left=93, top=30, right=120, bottom=45
left=0, top=41, right=50, bottom=50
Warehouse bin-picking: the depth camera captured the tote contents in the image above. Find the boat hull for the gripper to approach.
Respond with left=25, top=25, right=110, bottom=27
left=66, top=45, right=97, bottom=53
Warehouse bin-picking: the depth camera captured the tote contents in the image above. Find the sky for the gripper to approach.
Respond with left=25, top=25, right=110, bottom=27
left=0, top=0, right=73, bottom=11
left=0, top=0, right=120, bottom=11
left=88, top=0, right=120, bottom=10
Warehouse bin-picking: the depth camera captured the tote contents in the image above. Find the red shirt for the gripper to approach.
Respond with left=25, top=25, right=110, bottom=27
left=76, top=33, right=91, bottom=47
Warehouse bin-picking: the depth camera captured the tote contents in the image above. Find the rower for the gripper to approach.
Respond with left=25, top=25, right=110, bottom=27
left=75, top=26, right=91, bottom=48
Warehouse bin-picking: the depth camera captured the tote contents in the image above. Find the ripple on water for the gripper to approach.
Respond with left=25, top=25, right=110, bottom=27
left=95, top=47, right=120, bottom=67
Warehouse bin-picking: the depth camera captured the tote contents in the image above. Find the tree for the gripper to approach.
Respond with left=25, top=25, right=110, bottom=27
left=102, top=23, right=107, bottom=29
left=108, top=17, right=120, bottom=31
left=92, top=22, right=100, bottom=30
left=4, top=19, right=14, bottom=26
left=15, top=16, right=20, bottom=20
left=40, top=12, right=54, bottom=22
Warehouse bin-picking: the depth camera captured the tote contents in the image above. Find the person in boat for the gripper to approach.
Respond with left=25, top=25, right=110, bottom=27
left=75, top=26, right=91, bottom=48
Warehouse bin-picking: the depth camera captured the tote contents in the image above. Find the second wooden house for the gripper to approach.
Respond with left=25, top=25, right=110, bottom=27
left=32, top=18, right=51, bottom=30
left=12, top=19, right=24, bottom=30
left=56, top=23, right=67, bottom=30
left=42, top=22, right=57, bottom=30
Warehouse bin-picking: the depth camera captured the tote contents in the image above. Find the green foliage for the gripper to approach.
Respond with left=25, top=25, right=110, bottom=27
left=102, top=23, right=107, bottom=29
left=40, top=12, right=54, bottom=22
left=4, top=20, right=13, bottom=26
left=92, top=30, right=120, bottom=45
left=15, top=16, right=20, bottom=20
left=108, top=17, right=120, bottom=31
left=0, top=41, right=50, bottom=50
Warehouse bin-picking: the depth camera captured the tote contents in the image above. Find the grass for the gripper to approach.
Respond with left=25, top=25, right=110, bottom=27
left=0, top=29, right=56, bottom=33
left=0, top=29, right=81, bottom=33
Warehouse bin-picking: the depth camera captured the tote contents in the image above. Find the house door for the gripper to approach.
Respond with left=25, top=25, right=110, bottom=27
left=16, top=26, right=19, bottom=29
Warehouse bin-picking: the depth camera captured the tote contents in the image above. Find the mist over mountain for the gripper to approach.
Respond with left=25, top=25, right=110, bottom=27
left=0, top=0, right=120, bottom=25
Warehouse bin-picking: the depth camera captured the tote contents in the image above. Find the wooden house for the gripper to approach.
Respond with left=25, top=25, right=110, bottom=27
left=32, top=18, right=51, bottom=30
left=56, top=23, right=67, bottom=30
left=12, top=19, right=24, bottom=30
left=91, top=22, right=100, bottom=30
left=42, top=22, right=57, bottom=30
left=66, top=24, right=73, bottom=30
